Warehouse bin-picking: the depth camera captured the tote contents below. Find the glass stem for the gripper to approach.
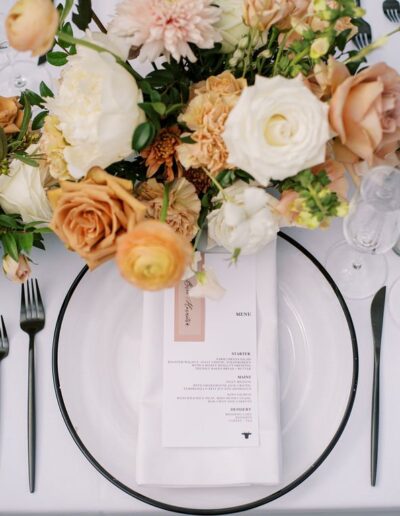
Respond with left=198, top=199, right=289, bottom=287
left=351, top=251, right=364, bottom=272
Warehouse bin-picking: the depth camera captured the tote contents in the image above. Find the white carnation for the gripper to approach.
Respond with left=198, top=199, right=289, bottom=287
left=46, top=32, right=145, bottom=179
left=0, top=145, right=52, bottom=223
left=223, top=75, right=330, bottom=185
left=207, top=181, right=279, bottom=255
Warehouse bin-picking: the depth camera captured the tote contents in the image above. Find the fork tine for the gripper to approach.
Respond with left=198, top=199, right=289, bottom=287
left=1, top=316, right=8, bottom=349
left=20, top=283, right=27, bottom=321
left=27, top=279, right=33, bottom=319
left=35, top=279, right=44, bottom=319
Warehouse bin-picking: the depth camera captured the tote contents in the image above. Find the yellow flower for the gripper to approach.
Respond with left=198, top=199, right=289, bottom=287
left=116, top=220, right=193, bottom=291
left=40, top=115, right=70, bottom=180
left=310, top=37, right=330, bottom=59
left=6, top=0, right=59, bottom=57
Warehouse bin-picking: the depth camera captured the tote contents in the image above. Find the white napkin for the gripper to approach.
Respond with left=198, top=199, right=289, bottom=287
left=136, top=240, right=281, bottom=487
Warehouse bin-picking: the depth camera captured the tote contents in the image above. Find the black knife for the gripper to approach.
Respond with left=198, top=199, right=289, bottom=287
left=370, top=286, right=386, bottom=487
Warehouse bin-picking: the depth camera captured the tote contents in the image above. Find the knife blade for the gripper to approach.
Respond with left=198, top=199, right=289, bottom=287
left=370, top=286, right=386, bottom=487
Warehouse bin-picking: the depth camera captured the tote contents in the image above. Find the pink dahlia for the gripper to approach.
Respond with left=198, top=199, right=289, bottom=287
left=109, top=0, right=222, bottom=63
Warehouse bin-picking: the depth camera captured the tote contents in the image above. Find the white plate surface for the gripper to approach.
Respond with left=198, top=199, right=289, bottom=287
left=54, top=235, right=357, bottom=513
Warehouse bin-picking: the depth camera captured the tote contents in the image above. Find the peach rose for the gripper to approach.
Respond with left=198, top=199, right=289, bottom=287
left=116, top=220, right=193, bottom=291
left=6, top=0, right=59, bottom=57
left=2, top=254, right=31, bottom=283
left=243, top=0, right=310, bottom=32
left=49, top=167, right=147, bottom=269
left=0, top=96, right=24, bottom=134
left=330, top=63, right=400, bottom=166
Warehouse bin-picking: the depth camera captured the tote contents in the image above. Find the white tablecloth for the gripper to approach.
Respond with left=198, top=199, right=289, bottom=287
left=1, top=0, right=400, bottom=513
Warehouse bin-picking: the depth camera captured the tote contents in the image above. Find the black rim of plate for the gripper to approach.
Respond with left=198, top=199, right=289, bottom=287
left=52, top=232, right=359, bottom=516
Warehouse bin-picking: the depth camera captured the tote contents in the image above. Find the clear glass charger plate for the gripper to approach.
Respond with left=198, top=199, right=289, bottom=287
left=52, top=233, right=358, bottom=514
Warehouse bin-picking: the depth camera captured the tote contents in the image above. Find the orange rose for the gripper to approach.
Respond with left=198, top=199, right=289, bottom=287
left=0, top=96, right=24, bottom=134
left=329, top=63, right=400, bottom=166
left=116, top=220, right=193, bottom=291
left=49, top=167, right=147, bottom=269
left=6, top=0, right=59, bottom=57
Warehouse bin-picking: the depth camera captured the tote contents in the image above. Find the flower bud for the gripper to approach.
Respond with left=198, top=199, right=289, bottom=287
left=3, top=254, right=31, bottom=284
left=310, top=37, right=330, bottom=59
left=6, top=0, right=59, bottom=57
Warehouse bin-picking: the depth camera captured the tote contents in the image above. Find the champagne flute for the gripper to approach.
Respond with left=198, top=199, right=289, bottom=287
left=326, top=166, right=400, bottom=300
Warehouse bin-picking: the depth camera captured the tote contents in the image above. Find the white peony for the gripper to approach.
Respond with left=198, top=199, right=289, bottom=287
left=0, top=146, right=52, bottom=223
left=207, top=181, right=279, bottom=255
left=223, top=75, right=330, bottom=185
left=214, top=0, right=250, bottom=53
left=46, top=31, right=145, bottom=179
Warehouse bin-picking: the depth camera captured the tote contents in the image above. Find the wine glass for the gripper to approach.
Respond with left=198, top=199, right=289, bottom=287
left=326, top=166, right=400, bottom=300
left=0, top=9, right=52, bottom=95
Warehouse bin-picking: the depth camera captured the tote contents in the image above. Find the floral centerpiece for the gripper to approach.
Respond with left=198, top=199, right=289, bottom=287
left=0, top=0, right=398, bottom=294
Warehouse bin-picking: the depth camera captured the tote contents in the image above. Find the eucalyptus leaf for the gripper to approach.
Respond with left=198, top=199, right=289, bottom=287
left=23, top=90, right=45, bottom=107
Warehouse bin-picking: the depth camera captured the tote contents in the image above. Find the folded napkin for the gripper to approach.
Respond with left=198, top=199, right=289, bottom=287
left=136, top=240, right=281, bottom=487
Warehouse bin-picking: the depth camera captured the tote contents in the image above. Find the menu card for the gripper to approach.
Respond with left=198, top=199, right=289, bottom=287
left=162, top=253, right=259, bottom=448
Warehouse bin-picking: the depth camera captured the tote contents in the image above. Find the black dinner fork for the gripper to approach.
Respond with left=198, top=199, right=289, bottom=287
left=20, top=280, right=45, bottom=494
left=383, top=0, right=400, bottom=22
left=352, top=0, right=372, bottom=50
left=0, top=315, right=9, bottom=374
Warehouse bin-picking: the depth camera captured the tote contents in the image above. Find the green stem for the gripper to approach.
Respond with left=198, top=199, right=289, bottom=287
left=160, top=183, right=170, bottom=223
left=56, top=31, right=143, bottom=81
left=308, top=185, right=328, bottom=216
left=290, top=46, right=309, bottom=67
left=204, top=170, right=229, bottom=201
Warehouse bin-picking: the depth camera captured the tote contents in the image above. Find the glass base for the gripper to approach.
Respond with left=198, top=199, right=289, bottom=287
left=326, top=241, right=387, bottom=300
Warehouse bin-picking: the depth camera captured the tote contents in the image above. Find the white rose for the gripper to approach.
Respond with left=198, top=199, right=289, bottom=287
left=223, top=75, right=330, bottom=185
left=190, top=269, right=226, bottom=301
left=207, top=181, right=279, bottom=255
left=46, top=31, right=145, bottom=179
left=214, top=0, right=250, bottom=53
left=0, top=146, right=52, bottom=223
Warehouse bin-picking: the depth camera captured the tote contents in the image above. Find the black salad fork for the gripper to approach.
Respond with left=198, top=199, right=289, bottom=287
left=352, top=0, right=372, bottom=50
left=383, top=0, right=400, bottom=22
left=20, top=280, right=45, bottom=493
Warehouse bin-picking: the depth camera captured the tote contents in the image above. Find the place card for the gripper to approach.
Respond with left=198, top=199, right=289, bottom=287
left=162, top=253, right=259, bottom=448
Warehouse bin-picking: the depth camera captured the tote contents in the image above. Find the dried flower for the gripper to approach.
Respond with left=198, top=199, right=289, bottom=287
left=183, top=167, right=211, bottom=194
left=137, top=178, right=201, bottom=240
left=116, top=220, right=193, bottom=291
left=141, top=126, right=182, bottom=182
left=109, top=0, right=222, bottom=63
left=0, top=96, right=24, bottom=134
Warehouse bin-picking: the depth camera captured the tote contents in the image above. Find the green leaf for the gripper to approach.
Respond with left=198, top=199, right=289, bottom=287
left=0, top=127, right=7, bottom=162
left=165, top=103, right=184, bottom=116
left=132, top=122, right=156, bottom=152
left=0, top=215, right=20, bottom=229
left=2, top=233, right=19, bottom=261
left=72, top=0, right=92, bottom=31
left=17, top=232, right=34, bottom=253
left=180, top=135, right=195, bottom=144
left=39, top=81, right=54, bottom=98
left=152, top=102, right=166, bottom=116
left=13, top=153, right=40, bottom=167
left=17, top=95, right=32, bottom=142
left=150, top=90, right=162, bottom=103
left=47, top=51, right=69, bottom=66
left=32, top=110, right=49, bottom=130
left=23, top=89, right=44, bottom=108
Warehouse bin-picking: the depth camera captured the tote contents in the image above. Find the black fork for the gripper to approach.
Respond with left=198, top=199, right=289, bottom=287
left=20, top=280, right=45, bottom=493
left=383, top=0, right=400, bottom=22
left=352, top=0, right=372, bottom=50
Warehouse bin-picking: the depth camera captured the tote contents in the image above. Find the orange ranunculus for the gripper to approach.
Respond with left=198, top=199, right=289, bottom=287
left=6, top=0, right=59, bottom=57
left=329, top=62, right=400, bottom=166
left=116, top=220, right=193, bottom=291
left=49, top=167, right=147, bottom=269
